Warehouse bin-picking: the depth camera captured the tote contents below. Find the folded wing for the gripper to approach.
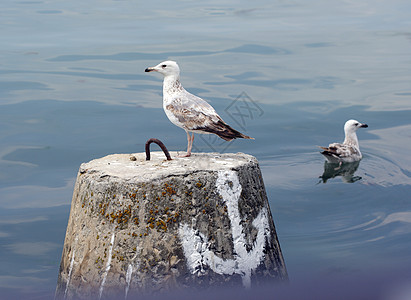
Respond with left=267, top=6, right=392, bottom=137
left=167, top=91, right=253, bottom=141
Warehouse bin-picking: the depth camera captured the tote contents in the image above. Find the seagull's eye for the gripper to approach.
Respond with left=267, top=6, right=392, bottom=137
left=161, top=65, right=167, bottom=68
left=354, top=123, right=359, bottom=126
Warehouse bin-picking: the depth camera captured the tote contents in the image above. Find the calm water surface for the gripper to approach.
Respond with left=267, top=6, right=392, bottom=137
left=1, top=0, right=411, bottom=299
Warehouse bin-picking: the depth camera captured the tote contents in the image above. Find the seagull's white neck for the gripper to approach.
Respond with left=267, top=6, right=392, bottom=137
left=162, top=74, right=184, bottom=96
left=343, top=130, right=359, bottom=147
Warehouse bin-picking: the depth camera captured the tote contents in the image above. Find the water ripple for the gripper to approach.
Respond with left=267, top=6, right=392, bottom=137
left=46, top=44, right=290, bottom=62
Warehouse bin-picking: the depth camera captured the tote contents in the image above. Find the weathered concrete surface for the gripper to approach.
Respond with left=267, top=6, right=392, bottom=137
left=55, top=152, right=287, bottom=300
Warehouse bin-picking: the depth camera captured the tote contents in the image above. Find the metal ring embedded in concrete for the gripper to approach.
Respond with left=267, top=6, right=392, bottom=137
left=145, top=138, right=172, bottom=161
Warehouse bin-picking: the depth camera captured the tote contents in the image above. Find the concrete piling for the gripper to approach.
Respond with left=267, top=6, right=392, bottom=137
left=55, top=152, right=287, bottom=299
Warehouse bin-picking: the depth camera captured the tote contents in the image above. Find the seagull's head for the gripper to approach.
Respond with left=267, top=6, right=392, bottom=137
left=344, top=119, right=368, bottom=134
left=145, top=60, right=180, bottom=77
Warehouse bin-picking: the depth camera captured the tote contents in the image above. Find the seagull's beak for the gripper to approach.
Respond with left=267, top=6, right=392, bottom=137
left=360, top=123, right=368, bottom=128
left=145, top=67, right=157, bottom=72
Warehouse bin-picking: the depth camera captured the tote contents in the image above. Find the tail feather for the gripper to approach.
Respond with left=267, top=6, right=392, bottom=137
left=321, top=150, right=335, bottom=157
left=198, top=120, right=254, bottom=141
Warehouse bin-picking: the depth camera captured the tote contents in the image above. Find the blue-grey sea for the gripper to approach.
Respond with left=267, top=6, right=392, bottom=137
left=1, top=0, right=411, bottom=299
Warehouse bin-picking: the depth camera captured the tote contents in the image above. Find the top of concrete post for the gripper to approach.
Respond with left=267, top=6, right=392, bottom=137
left=79, top=152, right=259, bottom=182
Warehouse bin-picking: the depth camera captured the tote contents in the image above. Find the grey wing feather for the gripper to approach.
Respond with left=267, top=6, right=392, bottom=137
left=167, top=90, right=253, bottom=141
left=321, top=143, right=357, bottom=158
left=166, top=91, right=221, bottom=130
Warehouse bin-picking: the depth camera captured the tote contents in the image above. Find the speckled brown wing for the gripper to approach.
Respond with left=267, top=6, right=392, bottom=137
left=320, top=143, right=359, bottom=160
left=166, top=91, right=253, bottom=141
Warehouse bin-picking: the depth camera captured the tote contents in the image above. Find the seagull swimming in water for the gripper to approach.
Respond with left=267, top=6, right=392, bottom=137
left=145, top=60, right=253, bottom=157
left=319, top=119, right=368, bottom=163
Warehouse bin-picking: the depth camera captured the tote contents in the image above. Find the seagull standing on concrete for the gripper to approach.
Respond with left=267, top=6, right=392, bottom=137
left=145, top=60, right=253, bottom=157
left=319, top=119, right=368, bottom=163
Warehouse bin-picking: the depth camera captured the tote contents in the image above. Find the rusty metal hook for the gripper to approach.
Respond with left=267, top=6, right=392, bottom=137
left=145, top=138, right=172, bottom=161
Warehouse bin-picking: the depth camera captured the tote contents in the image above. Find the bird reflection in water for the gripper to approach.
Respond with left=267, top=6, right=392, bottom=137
left=319, top=161, right=362, bottom=183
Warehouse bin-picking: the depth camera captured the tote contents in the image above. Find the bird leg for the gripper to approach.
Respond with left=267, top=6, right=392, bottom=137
left=187, top=133, right=194, bottom=155
left=178, top=131, right=194, bottom=157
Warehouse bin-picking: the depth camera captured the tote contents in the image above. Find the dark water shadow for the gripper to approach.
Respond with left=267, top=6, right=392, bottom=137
left=319, top=161, right=362, bottom=184
left=0, top=81, right=51, bottom=97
